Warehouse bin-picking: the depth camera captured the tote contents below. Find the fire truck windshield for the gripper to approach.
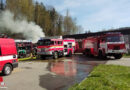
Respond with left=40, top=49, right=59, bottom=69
left=106, top=36, right=124, bottom=42
left=37, top=40, right=53, bottom=46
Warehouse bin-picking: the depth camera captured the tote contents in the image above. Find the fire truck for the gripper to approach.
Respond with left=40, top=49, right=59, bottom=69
left=82, top=32, right=126, bottom=59
left=37, top=37, right=64, bottom=59
left=63, top=38, right=76, bottom=56
left=37, top=36, right=76, bottom=59
left=15, top=40, right=32, bottom=58
left=0, top=38, right=18, bottom=75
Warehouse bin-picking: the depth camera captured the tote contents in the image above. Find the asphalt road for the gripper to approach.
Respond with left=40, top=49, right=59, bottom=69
left=1, top=54, right=130, bottom=90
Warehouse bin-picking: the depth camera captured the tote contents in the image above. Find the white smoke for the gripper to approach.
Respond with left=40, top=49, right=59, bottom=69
left=0, top=10, right=45, bottom=43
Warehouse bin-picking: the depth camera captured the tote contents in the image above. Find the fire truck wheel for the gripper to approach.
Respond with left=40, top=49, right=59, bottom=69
left=98, top=51, right=107, bottom=60
left=83, top=52, right=85, bottom=55
left=62, top=51, right=64, bottom=57
left=2, top=64, right=12, bottom=76
left=98, top=51, right=102, bottom=59
left=60, top=51, right=64, bottom=57
left=53, top=52, right=58, bottom=59
left=41, top=55, right=46, bottom=59
left=114, top=54, right=123, bottom=59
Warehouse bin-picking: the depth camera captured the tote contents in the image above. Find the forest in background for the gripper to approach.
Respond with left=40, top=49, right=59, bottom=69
left=0, top=0, right=83, bottom=38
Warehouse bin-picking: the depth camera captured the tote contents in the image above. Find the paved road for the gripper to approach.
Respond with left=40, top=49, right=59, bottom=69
left=1, top=54, right=130, bottom=90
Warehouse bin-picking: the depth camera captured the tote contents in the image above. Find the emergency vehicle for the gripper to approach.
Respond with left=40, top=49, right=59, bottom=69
left=63, top=38, right=76, bottom=56
left=15, top=40, right=32, bottom=58
left=0, top=38, right=18, bottom=75
left=82, top=32, right=126, bottom=59
left=37, top=36, right=76, bottom=59
left=37, top=37, right=64, bottom=59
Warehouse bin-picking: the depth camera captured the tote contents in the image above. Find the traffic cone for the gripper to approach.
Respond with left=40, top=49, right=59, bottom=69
left=0, top=76, right=6, bottom=88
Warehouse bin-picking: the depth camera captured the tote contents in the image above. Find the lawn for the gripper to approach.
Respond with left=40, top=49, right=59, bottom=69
left=69, top=65, right=130, bottom=90
left=123, top=54, right=130, bottom=58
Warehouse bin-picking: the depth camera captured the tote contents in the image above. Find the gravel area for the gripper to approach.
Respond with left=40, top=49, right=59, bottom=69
left=106, top=58, right=130, bottom=66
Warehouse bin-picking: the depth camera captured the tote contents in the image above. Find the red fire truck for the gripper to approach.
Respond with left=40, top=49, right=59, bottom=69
left=37, top=37, right=64, bottom=59
left=37, top=37, right=76, bottom=59
left=0, top=38, right=18, bottom=75
left=15, top=40, right=33, bottom=58
left=63, top=38, right=76, bottom=56
left=82, top=32, right=126, bottom=59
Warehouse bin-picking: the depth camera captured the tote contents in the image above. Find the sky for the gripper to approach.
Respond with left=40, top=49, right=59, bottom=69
left=37, top=0, right=130, bottom=33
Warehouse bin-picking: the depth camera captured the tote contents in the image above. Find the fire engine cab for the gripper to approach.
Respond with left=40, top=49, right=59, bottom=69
left=37, top=36, right=76, bottom=59
left=82, top=32, right=126, bottom=59
left=37, top=37, right=64, bottom=59
left=0, top=38, right=18, bottom=75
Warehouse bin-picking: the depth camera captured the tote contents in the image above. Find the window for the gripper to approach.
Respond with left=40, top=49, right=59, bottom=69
left=68, top=43, right=72, bottom=48
left=58, top=41, right=62, bottom=45
left=64, top=45, right=67, bottom=48
left=37, top=39, right=52, bottom=46
left=51, top=41, right=54, bottom=45
left=58, top=41, right=60, bottom=44
left=107, top=36, right=124, bottom=42
left=60, top=41, right=62, bottom=44
left=54, top=41, right=57, bottom=45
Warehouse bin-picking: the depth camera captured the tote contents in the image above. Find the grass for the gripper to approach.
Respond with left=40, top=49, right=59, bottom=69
left=69, top=65, right=130, bottom=90
left=18, top=57, right=36, bottom=61
left=123, top=54, right=130, bottom=58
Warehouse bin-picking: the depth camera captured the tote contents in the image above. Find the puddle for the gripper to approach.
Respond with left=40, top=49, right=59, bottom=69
left=47, top=57, right=95, bottom=90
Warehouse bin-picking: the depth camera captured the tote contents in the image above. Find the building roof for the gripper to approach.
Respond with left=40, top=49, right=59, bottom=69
left=63, top=27, right=130, bottom=39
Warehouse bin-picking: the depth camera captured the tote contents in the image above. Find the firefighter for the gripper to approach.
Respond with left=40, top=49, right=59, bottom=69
left=32, top=47, right=37, bottom=57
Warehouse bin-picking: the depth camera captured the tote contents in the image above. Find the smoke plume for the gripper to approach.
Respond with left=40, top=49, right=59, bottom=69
left=0, top=10, right=45, bottom=43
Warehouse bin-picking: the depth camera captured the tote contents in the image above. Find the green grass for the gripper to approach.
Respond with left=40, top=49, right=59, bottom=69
left=18, top=57, right=36, bottom=61
left=69, top=65, right=130, bottom=90
left=123, top=54, right=130, bottom=58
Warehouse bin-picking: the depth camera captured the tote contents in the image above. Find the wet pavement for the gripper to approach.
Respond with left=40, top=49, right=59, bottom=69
left=1, top=54, right=107, bottom=90
left=44, top=59, right=92, bottom=90
left=44, top=55, right=106, bottom=90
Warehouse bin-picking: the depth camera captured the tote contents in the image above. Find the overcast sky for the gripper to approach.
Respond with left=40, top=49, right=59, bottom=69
left=37, top=0, right=130, bottom=32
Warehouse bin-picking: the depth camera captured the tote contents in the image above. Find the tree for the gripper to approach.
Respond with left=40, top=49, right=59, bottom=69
left=85, top=30, right=91, bottom=33
left=63, top=10, right=78, bottom=35
left=76, top=25, right=83, bottom=34
left=56, top=15, right=63, bottom=35
left=6, top=0, right=34, bottom=21
left=4, top=0, right=82, bottom=37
